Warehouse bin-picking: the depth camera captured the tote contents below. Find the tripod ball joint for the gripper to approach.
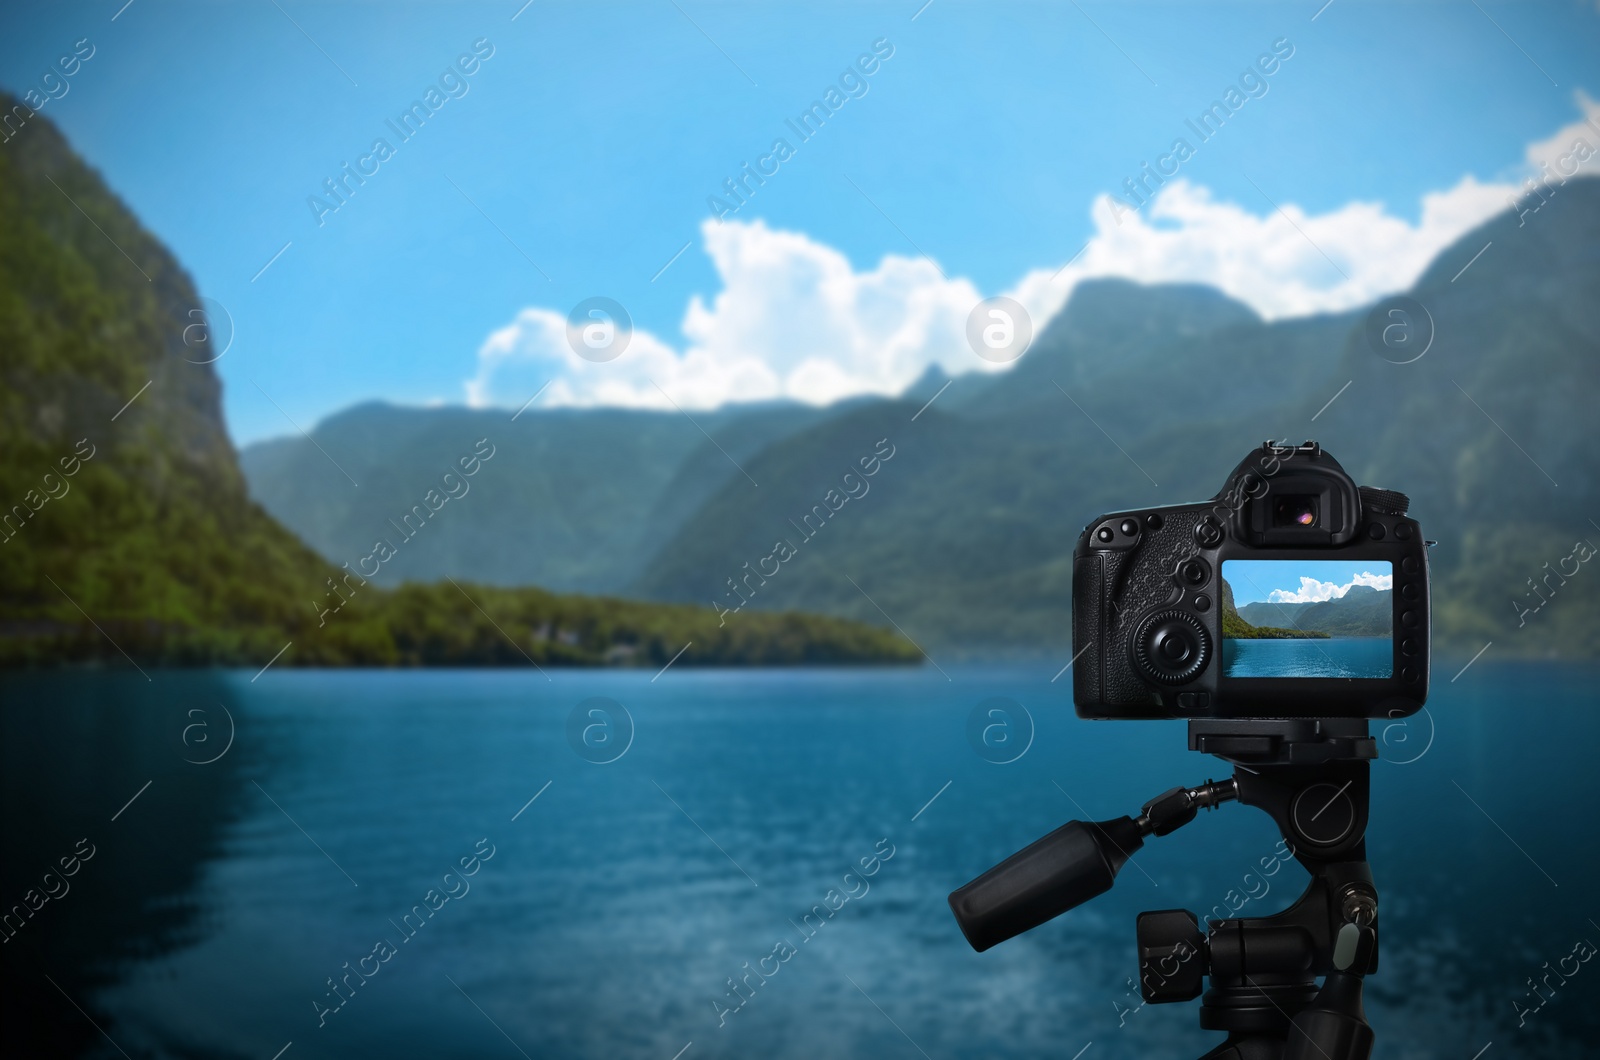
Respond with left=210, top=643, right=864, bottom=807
left=1138, top=778, right=1239, bottom=836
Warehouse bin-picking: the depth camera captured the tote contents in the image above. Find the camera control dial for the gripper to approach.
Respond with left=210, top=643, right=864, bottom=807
left=1357, top=486, right=1410, bottom=516
left=1131, top=610, right=1211, bottom=685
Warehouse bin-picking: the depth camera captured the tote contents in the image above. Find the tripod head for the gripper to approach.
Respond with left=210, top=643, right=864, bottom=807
left=950, top=720, right=1382, bottom=1060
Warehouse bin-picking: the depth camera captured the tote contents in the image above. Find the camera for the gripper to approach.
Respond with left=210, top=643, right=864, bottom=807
left=951, top=442, right=1421, bottom=1058
left=1072, top=441, right=1428, bottom=720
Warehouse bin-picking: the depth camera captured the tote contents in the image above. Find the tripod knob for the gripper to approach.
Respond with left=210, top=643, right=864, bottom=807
left=1135, top=909, right=1206, bottom=1003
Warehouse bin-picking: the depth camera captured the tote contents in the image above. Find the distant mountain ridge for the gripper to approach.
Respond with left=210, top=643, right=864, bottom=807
left=242, top=179, right=1600, bottom=659
left=239, top=399, right=832, bottom=593
left=1236, top=600, right=1314, bottom=628
left=1235, top=584, right=1392, bottom=638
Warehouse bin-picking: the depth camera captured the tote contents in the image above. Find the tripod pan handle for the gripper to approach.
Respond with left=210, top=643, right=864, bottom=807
left=948, top=816, right=1145, bottom=952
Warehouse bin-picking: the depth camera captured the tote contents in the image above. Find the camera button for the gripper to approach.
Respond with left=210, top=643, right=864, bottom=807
left=1401, top=583, right=1420, bottom=601
left=1193, top=517, right=1223, bottom=548
left=1120, top=519, right=1139, bottom=536
left=1401, top=638, right=1418, bottom=656
left=1402, top=557, right=1419, bottom=575
left=1177, top=692, right=1210, bottom=711
left=1402, top=665, right=1419, bottom=683
left=1367, top=522, right=1386, bottom=540
left=1400, top=610, right=1418, bottom=629
left=1193, top=594, right=1211, bottom=612
left=1097, top=526, right=1114, bottom=543
left=1395, top=523, right=1413, bottom=541
left=1145, top=513, right=1164, bottom=531
left=1179, top=559, right=1209, bottom=586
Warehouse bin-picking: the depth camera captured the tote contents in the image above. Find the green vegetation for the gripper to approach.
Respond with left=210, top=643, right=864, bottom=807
left=1219, top=580, right=1328, bottom=640
left=333, top=582, right=915, bottom=667
left=1221, top=613, right=1330, bottom=641
left=0, top=96, right=918, bottom=671
left=0, top=577, right=919, bottom=669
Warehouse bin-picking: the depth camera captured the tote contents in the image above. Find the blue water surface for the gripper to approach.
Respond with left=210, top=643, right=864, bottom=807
left=1, top=662, right=1596, bottom=1059
left=1223, top=636, right=1393, bottom=678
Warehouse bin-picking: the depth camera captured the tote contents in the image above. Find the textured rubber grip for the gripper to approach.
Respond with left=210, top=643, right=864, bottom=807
left=1358, top=486, right=1409, bottom=516
left=949, top=816, right=1145, bottom=952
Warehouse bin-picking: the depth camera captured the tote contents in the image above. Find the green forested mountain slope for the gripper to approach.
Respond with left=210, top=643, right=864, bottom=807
left=239, top=399, right=835, bottom=592
left=1236, top=601, right=1314, bottom=629
left=0, top=98, right=915, bottom=669
left=1302, top=179, right=1600, bottom=655
left=1237, top=587, right=1392, bottom=638
left=1221, top=579, right=1325, bottom=641
left=239, top=166, right=1600, bottom=660
left=634, top=183, right=1599, bottom=658
left=1295, top=585, right=1393, bottom=637
left=0, top=92, right=345, bottom=663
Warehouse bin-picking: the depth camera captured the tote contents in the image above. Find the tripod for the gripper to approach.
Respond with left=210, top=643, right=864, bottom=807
left=950, top=719, right=1381, bottom=1060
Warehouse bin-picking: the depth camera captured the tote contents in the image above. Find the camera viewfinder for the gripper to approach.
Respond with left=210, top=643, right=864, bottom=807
left=1272, top=495, right=1319, bottom=528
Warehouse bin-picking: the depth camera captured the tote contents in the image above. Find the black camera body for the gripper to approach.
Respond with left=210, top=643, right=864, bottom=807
left=1072, top=442, right=1428, bottom=720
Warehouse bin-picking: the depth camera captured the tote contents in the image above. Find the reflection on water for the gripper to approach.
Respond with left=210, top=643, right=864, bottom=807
left=0, top=672, right=245, bottom=1056
left=2, top=663, right=1597, bottom=1059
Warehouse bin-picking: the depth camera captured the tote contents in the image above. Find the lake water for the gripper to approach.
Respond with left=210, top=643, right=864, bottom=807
left=3, top=662, right=1597, bottom=1059
left=1224, top=636, right=1394, bottom=678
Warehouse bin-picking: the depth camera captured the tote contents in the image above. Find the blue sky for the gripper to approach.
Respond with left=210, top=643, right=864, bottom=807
left=3, top=1, right=1596, bottom=443
left=1224, top=559, right=1393, bottom=605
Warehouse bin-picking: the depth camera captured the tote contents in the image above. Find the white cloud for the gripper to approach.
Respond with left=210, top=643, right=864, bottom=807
left=464, top=219, right=1026, bottom=412
left=1268, top=571, right=1394, bottom=604
left=1524, top=90, right=1600, bottom=176
left=1054, top=174, right=1516, bottom=320
left=465, top=93, right=1598, bottom=412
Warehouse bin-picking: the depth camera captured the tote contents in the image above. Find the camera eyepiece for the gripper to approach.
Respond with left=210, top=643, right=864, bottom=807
left=1273, top=494, right=1319, bottom=528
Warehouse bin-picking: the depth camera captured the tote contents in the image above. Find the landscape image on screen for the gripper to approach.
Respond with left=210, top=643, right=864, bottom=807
left=1221, top=560, right=1394, bottom=678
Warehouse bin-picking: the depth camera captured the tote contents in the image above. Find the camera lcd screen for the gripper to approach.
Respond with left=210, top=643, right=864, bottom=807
left=1221, top=560, right=1393, bottom=678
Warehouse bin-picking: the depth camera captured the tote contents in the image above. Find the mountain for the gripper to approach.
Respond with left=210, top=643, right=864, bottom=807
left=238, top=399, right=835, bottom=592
left=0, top=91, right=336, bottom=664
left=952, top=279, right=1259, bottom=408
left=947, top=278, right=1354, bottom=435
left=1236, top=585, right=1392, bottom=638
left=241, top=180, right=1600, bottom=660
left=902, top=363, right=952, bottom=404
left=1236, top=600, right=1315, bottom=629
left=1298, top=180, right=1600, bottom=655
left=628, top=185, right=1598, bottom=657
left=0, top=96, right=917, bottom=669
left=1296, top=584, right=1392, bottom=637
left=1219, top=565, right=1325, bottom=640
